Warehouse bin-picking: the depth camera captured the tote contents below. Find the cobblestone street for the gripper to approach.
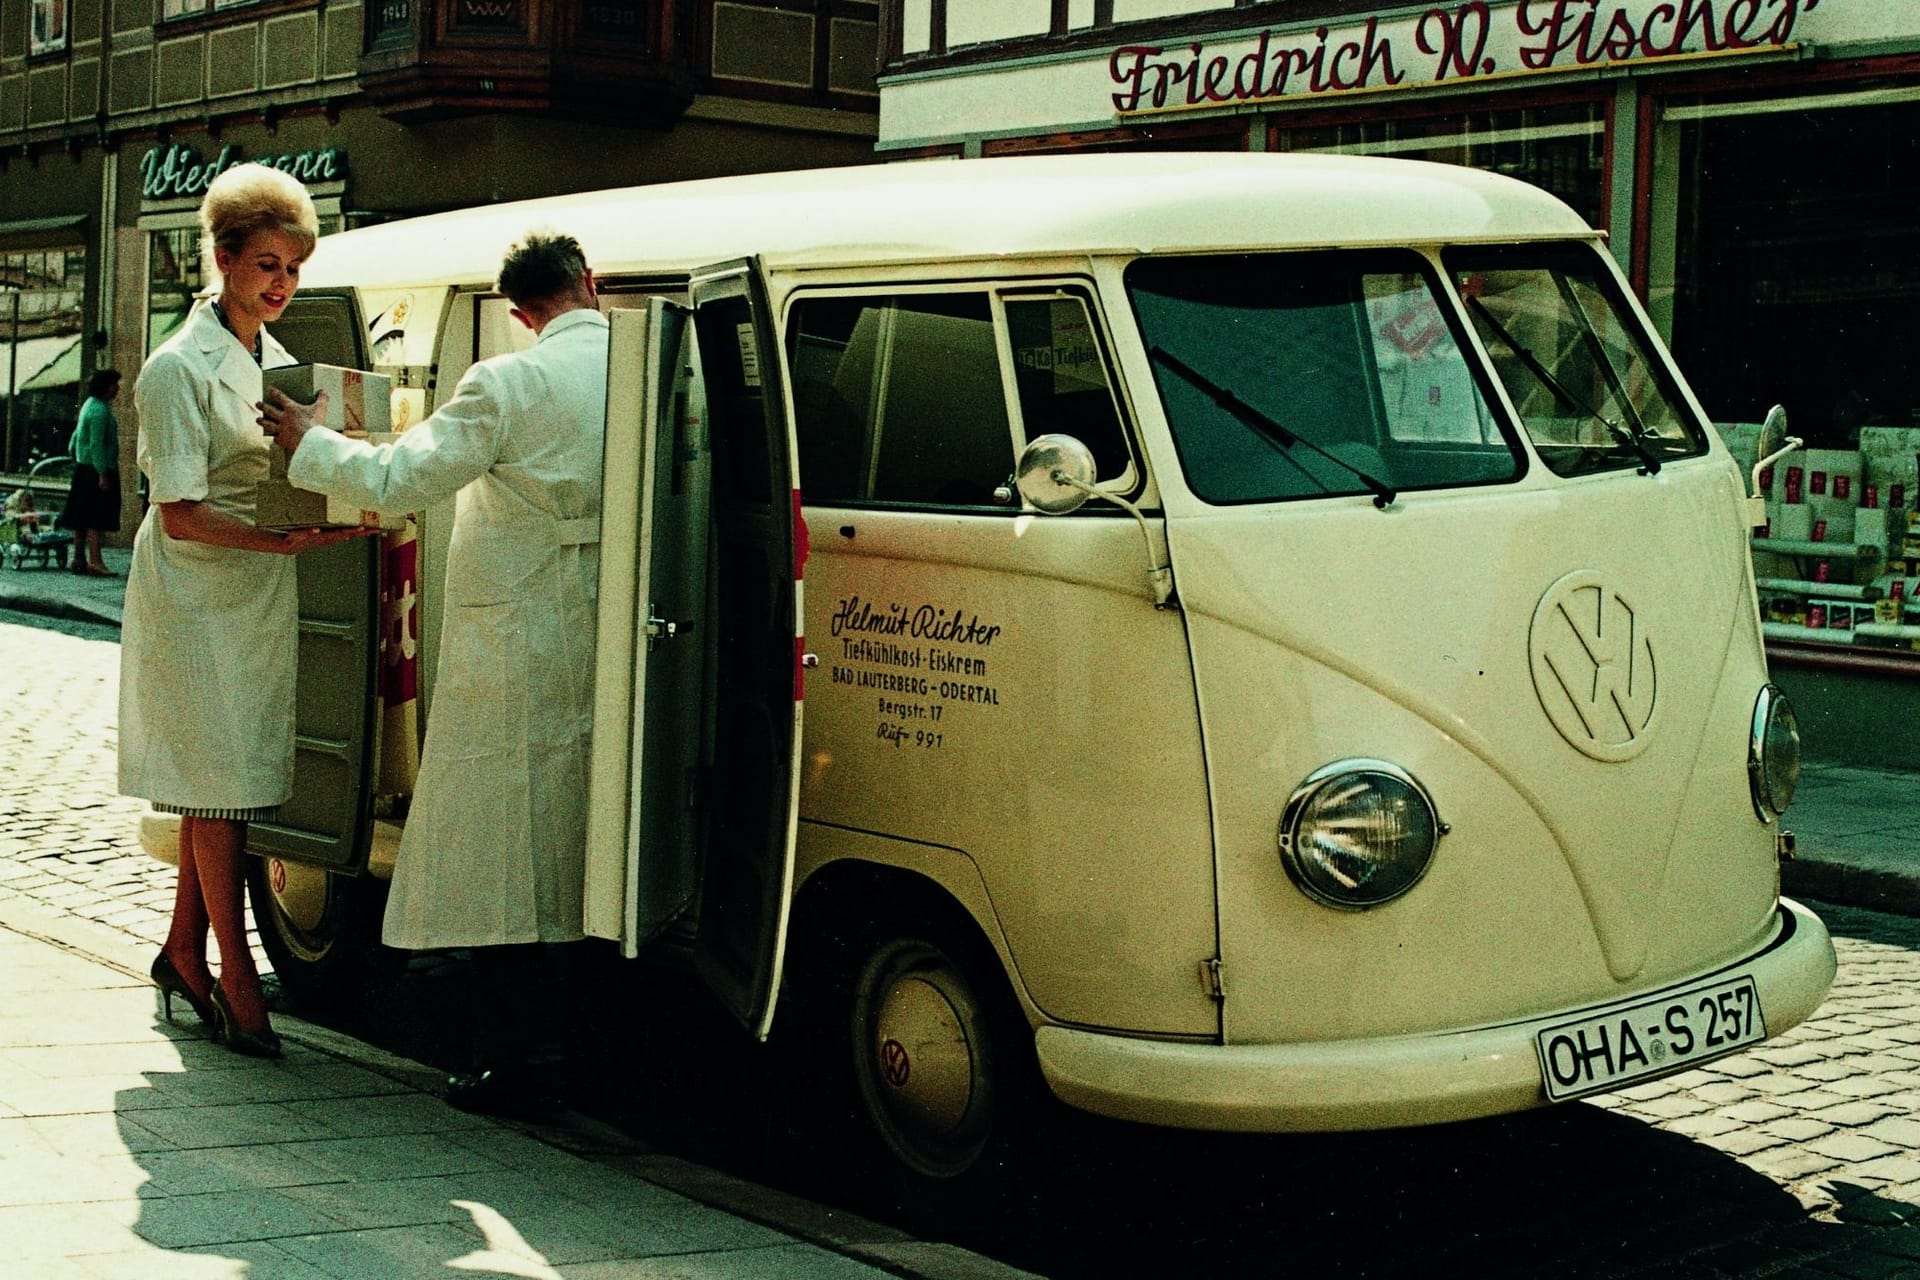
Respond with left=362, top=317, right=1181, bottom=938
left=12, top=611, right=1920, bottom=1276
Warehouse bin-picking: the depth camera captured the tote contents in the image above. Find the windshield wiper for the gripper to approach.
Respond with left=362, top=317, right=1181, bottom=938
left=1465, top=295, right=1660, bottom=475
left=1149, top=346, right=1398, bottom=509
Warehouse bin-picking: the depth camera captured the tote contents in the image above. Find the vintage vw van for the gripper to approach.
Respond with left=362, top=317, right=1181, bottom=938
left=143, top=153, right=1835, bottom=1188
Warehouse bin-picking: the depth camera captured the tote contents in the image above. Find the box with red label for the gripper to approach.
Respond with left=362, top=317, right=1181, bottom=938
left=267, top=364, right=392, bottom=437
left=255, top=365, right=404, bottom=531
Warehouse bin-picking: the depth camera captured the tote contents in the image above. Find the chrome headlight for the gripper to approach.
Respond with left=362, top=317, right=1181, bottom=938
left=1748, top=685, right=1800, bottom=822
left=1279, top=761, right=1444, bottom=910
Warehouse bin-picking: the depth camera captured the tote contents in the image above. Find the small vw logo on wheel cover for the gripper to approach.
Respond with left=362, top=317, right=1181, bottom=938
left=1530, top=570, right=1657, bottom=762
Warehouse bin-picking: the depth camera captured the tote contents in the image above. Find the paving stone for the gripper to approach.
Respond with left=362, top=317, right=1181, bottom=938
left=1722, top=1100, right=1797, bottom=1125
left=1815, top=1102, right=1901, bottom=1127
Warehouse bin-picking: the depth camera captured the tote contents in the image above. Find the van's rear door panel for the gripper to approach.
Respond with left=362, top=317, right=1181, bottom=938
left=250, top=289, right=380, bottom=873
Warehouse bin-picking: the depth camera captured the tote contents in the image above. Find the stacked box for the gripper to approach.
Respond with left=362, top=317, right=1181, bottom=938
left=1800, top=448, right=1860, bottom=545
left=255, top=365, right=406, bottom=531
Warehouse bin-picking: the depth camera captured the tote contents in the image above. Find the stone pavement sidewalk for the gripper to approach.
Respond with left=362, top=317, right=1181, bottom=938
left=0, top=891, right=1027, bottom=1280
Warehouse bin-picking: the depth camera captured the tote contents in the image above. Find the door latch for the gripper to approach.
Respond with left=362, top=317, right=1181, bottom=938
left=645, top=608, right=689, bottom=651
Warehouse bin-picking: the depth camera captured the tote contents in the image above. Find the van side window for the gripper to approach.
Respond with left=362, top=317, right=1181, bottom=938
left=789, top=294, right=1014, bottom=507
left=1004, top=295, right=1133, bottom=484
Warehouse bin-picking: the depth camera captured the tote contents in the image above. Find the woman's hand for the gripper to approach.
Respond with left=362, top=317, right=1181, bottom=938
left=275, top=526, right=381, bottom=555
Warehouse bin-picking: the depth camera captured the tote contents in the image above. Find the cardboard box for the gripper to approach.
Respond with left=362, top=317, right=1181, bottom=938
left=266, top=364, right=391, bottom=437
left=254, top=454, right=405, bottom=531
left=256, top=365, right=404, bottom=531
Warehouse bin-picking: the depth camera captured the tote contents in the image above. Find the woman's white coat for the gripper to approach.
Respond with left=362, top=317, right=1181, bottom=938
left=119, top=303, right=299, bottom=811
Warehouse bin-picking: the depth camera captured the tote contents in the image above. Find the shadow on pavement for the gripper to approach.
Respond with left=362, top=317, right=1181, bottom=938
left=278, top=918, right=1920, bottom=1280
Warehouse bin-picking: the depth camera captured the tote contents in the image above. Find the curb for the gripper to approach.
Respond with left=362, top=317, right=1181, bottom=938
left=1784, top=861, right=1920, bottom=918
left=0, top=587, right=122, bottom=629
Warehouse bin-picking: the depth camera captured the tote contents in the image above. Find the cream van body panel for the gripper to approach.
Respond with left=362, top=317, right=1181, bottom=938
left=1170, top=456, right=1778, bottom=1044
left=798, top=506, right=1218, bottom=1036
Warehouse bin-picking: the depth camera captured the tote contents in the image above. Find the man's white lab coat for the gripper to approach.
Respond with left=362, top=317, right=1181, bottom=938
left=287, top=308, right=609, bottom=949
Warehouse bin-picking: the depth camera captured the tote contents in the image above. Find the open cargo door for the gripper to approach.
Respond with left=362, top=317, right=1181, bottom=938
left=585, top=264, right=804, bottom=1040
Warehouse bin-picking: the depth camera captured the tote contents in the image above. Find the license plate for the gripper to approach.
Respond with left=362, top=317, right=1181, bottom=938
left=1535, top=975, right=1766, bottom=1102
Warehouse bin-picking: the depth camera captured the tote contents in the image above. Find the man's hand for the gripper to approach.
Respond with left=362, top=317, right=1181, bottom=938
left=258, top=387, right=329, bottom=455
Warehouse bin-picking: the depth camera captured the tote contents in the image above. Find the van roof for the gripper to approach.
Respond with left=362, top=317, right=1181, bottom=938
left=301, top=152, right=1594, bottom=289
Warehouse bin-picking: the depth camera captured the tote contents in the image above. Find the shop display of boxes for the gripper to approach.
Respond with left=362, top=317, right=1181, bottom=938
left=1739, top=424, right=1920, bottom=650
left=254, top=365, right=406, bottom=532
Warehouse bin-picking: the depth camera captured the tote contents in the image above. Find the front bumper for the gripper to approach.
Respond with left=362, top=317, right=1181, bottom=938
left=1034, top=897, right=1835, bottom=1133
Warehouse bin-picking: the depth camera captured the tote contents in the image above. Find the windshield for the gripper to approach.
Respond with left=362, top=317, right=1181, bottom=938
left=1127, top=251, right=1522, bottom=505
left=1445, top=243, right=1708, bottom=477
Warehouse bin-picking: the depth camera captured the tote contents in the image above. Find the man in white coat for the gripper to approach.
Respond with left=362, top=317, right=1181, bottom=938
left=260, top=231, right=608, bottom=1117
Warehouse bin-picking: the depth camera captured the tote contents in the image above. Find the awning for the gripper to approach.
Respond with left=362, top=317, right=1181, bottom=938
left=3, top=334, right=82, bottom=393
left=0, top=214, right=88, bottom=249
left=18, top=334, right=81, bottom=390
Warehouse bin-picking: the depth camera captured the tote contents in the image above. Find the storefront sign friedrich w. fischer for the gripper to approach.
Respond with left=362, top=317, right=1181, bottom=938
left=1111, top=0, right=1824, bottom=113
left=139, top=144, right=347, bottom=202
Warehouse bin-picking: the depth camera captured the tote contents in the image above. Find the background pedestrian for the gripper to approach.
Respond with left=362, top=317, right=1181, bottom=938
left=57, top=367, right=122, bottom=576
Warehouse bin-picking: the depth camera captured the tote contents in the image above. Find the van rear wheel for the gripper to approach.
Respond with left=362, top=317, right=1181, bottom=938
left=246, top=857, right=399, bottom=1012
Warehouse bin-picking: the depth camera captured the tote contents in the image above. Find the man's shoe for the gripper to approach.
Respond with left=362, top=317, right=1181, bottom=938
left=444, top=1069, right=563, bottom=1121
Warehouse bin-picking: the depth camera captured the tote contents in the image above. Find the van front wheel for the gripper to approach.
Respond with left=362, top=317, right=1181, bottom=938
left=847, top=927, right=1042, bottom=1230
left=246, top=857, right=399, bottom=1012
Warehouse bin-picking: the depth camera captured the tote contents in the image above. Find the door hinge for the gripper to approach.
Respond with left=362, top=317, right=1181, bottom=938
left=1199, top=956, right=1226, bottom=1003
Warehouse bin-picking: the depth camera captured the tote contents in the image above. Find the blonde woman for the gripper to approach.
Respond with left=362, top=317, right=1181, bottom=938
left=121, top=163, right=370, bottom=1058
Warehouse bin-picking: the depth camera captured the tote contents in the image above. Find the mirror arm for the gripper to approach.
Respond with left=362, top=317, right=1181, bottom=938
left=1049, top=469, right=1177, bottom=610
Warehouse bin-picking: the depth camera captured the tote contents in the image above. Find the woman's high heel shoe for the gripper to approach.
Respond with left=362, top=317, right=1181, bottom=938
left=209, top=983, right=283, bottom=1060
left=151, top=952, right=216, bottom=1028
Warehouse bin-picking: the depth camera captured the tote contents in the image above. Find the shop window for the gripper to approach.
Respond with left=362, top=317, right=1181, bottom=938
left=1128, top=250, right=1520, bottom=506
left=145, top=212, right=344, bottom=359
left=160, top=0, right=208, bottom=16
left=1277, top=102, right=1607, bottom=232
left=0, top=247, right=87, bottom=474
left=29, top=0, right=67, bottom=54
left=1672, top=98, right=1920, bottom=661
left=146, top=228, right=203, bottom=355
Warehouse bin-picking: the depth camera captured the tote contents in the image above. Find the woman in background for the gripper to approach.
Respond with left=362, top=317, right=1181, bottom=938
left=58, top=367, right=122, bottom=576
left=121, top=162, right=369, bottom=1059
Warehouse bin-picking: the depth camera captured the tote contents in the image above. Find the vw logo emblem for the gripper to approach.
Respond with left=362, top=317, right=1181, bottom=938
left=1529, top=571, right=1657, bottom=762
left=880, top=1038, right=912, bottom=1088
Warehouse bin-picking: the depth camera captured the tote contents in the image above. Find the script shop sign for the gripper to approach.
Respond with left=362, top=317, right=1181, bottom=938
left=1109, top=0, right=1866, bottom=115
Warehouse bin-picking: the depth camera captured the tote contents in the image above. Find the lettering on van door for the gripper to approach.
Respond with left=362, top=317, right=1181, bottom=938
left=827, top=595, right=1004, bottom=749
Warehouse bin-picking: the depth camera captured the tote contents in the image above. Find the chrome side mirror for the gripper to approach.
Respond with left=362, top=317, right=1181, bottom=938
left=1015, top=433, right=1098, bottom=515
left=1013, top=433, right=1176, bottom=608
left=1749, top=405, right=1804, bottom=529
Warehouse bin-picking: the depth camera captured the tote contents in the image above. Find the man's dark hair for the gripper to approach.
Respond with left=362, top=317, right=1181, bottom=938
left=86, top=369, right=121, bottom=398
left=497, top=231, right=589, bottom=308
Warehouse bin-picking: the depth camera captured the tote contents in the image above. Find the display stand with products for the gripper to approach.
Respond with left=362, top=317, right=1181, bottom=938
left=1719, top=424, right=1920, bottom=654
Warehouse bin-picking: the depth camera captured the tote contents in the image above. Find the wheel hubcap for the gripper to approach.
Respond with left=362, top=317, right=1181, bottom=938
left=855, top=939, right=995, bottom=1177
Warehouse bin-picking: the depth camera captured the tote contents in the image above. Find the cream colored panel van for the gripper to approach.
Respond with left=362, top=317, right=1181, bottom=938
left=141, top=154, right=1836, bottom=1198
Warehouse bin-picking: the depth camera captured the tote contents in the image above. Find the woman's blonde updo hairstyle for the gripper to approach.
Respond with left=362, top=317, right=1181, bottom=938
left=199, top=162, right=319, bottom=274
